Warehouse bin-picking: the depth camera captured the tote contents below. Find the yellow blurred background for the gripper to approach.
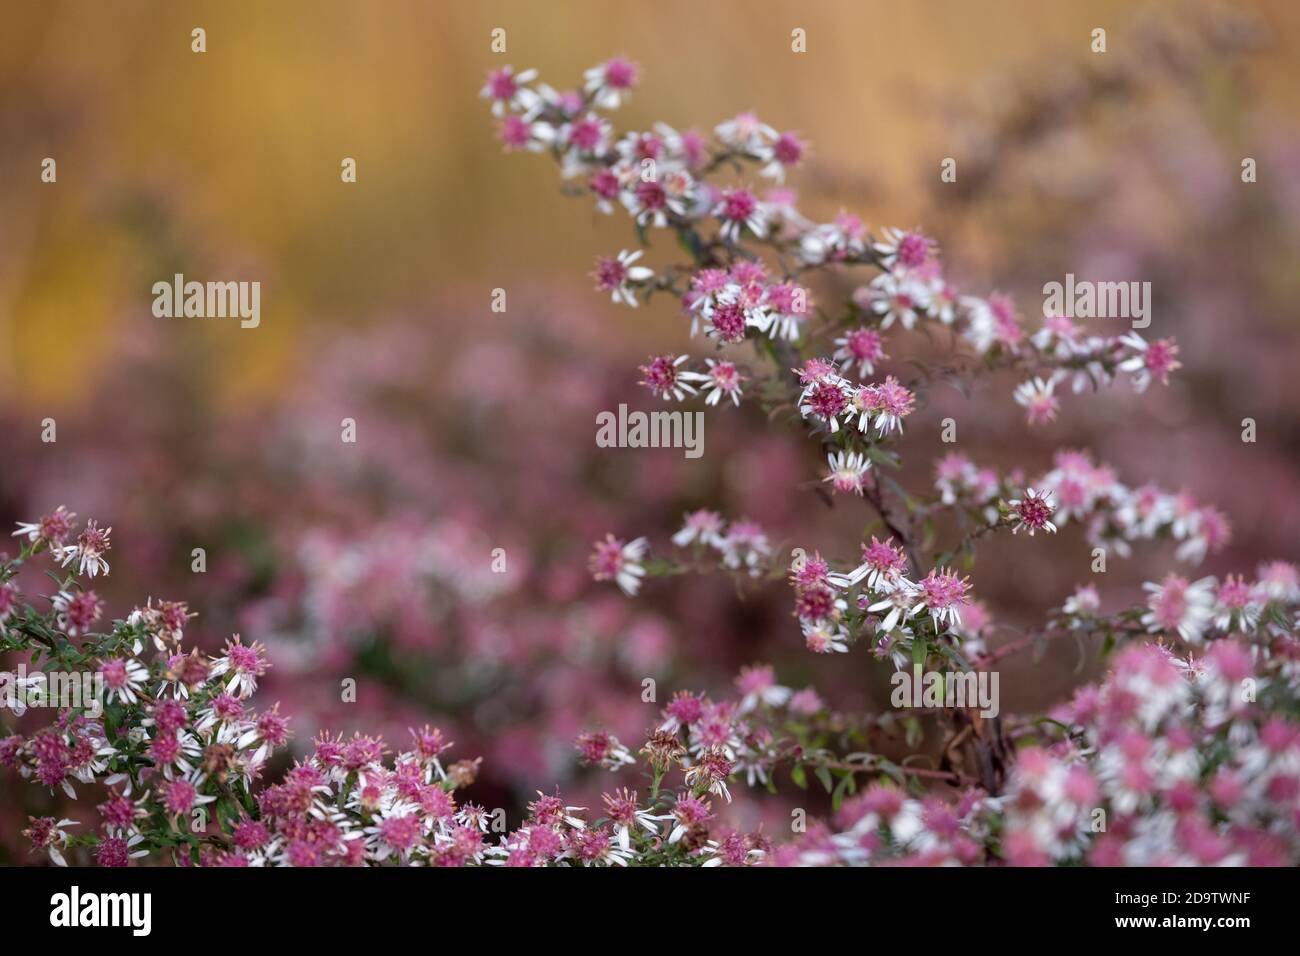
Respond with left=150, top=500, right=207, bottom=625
left=2, top=0, right=1298, bottom=409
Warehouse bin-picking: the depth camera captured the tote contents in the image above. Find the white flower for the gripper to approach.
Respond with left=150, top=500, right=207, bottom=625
left=100, top=657, right=149, bottom=706
left=479, top=65, right=539, bottom=116
left=1063, top=585, right=1101, bottom=618
left=823, top=450, right=871, bottom=496
left=713, top=112, right=777, bottom=154
left=58, top=521, right=112, bottom=578
left=869, top=585, right=920, bottom=633
left=1013, top=375, right=1060, bottom=425
left=608, top=537, right=648, bottom=597
left=680, top=358, right=745, bottom=407
left=1141, top=575, right=1217, bottom=644
left=671, top=510, right=726, bottom=549
left=867, top=272, right=928, bottom=330
left=801, top=619, right=850, bottom=654
left=597, top=249, right=654, bottom=307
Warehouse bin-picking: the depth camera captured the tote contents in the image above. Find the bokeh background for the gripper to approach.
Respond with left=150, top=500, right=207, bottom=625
left=2, top=0, right=1299, bottom=860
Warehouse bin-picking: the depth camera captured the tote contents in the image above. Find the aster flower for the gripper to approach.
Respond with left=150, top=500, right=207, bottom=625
left=799, top=378, right=850, bottom=433
left=734, top=664, right=791, bottom=712
left=99, top=656, right=149, bottom=706
left=833, top=327, right=888, bottom=377
left=963, top=293, right=1023, bottom=353
left=1014, top=376, right=1060, bottom=426
left=865, top=272, right=928, bottom=330
left=867, top=585, right=920, bottom=633
left=58, top=519, right=112, bottom=578
left=22, top=816, right=77, bottom=867
left=208, top=635, right=270, bottom=699
left=690, top=358, right=746, bottom=406
left=1213, top=576, right=1262, bottom=633
left=753, top=281, right=810, bottom=340
left=1063, top=584, right=1101, bottom=618
left=857, top=376, right=916, bottom=435
left=671, top=509, right=726, bottom=549
left=823, top=449, right=871, bottom=496
left=588, top=534, right=648, bottom=596
left=638, top=353, right=697, bottom=401
left=497, top=113, right=556, bottom=153
left=583, top=56, right=639, bottom=110
left=683, top=747, right=734, bottom=803
left=622, top=175, right=686, bottom=228
left=759, top=130, right=807, bottom=181
left=714, top=187, right=768, bottom=242
left=601, top=789, right=661, bottom=850
left=700, top=293, right=762, bottom=345
left=1119, top=332, right=1181, bottom=392
left=717, top=519, right=771, bottom=575
left=909, top=569, right=972, bottom=630
left=1006, top=488, right=1058, bottom=535
left=52, top=589, right=103, bottom=637
left=699, top=831, right=765, bottom=867
left=658, top=691, right=706, bottom=734
left=561, top=112, right=613, bottom=159
left=802, top=619, right=851, bottom=654
left=156, top=776, right=216, bottom=821
left=592, top=249, right=653, bottom=307
left=714, top=111, right=777, bottom=154
left=1142, top=574, right=1217, bottom=644
left=12, top=506, right=77, bottom=551
left=667, top=793, right=713, bottom=844
left=1256, top=561, right=1300, bottom=602
left=479, top=65, right=539, bottom=116
left=799, top=211, right=866, bottom=264
left=575, top=731, right=636, bottom=770
left=873, top=227, right=936, bottom=271
left=831, top=536, right=911, bottom=591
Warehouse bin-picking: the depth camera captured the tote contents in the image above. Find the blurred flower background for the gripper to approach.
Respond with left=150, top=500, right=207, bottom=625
left=2, top=0, right=1298, bottom=860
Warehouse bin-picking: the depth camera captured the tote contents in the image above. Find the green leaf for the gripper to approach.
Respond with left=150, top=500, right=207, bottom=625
left=912, top=637, right=929, bottom=668
left=831, top=772, right=856, bottom=811
left=790, top=763, right=808, bottom=790
left=814, top=765, right=834, bottom=794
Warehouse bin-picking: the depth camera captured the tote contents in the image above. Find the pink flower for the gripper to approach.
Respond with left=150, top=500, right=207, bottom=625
left=588, top=534, right=648, bottom=596
left=1007, top=488, right=1058, bottom=536
left=637, top=353, right=697, bottom=401
left=823, top=450, right=871, bottom=496
left=58, top=519, right=112, bottom=578
left=592, top=249, right=653, bottom=307
left=1014, top=376, right=1060, bottom=426
left=12, top=506, right=77, bottom=550
left=833, top=327, right=888, bottom=377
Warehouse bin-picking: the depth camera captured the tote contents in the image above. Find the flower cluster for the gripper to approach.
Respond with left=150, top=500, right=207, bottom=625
left=774, top=638, right=1300, bottom=867
left=6, top=507, right=1298, bottom=866
left=931, top=449, right=1230, bottom=563
left=484, top=56, right=1177, bottom=451
left=1002, top=641, right=1300, bottom=866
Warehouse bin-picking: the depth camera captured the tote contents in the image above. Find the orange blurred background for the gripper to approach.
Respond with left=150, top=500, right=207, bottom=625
left=3, top=0, right=1299, bottom=410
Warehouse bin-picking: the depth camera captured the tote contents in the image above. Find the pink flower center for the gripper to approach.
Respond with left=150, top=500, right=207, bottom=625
left=721, top=189, right=756, bottom=223
left=487, top=69, right=517, bottom=100
left=897, top=233, right=930, bottom=269
left=808, top=382, right=847, bottom=419
left=602, top=57, right=637, bottom=89
left=634, top=179, right=666, bottom=211
left=594, top=257, right=627, bottom=289
left=570, top=117, right=604, bottom=151
left=710, top=302, right=748, bottom=343
left=847, top=329, right=883, bottom=360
